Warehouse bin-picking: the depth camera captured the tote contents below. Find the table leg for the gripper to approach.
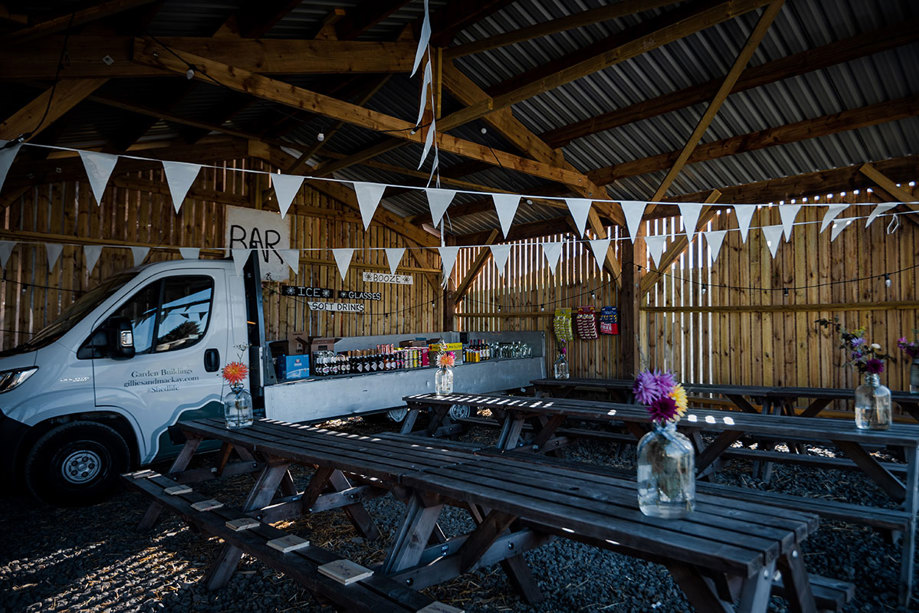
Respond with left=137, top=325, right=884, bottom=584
left=832, top=439, right=906, bottom=501
left=139, top=435, right=202, bottom=529
left=695, top=431, right=743, bottom=475
left=776, top=546, right=816, bottom=613
left=736, top=559, right=777, bottom=613
left=665, top=562, right=732, bottom=612
left=381, top=493, right=444, bottom=575
left=799, top=398, right=833, bottom=418
left=528, top=414, right=565, bottom=452
left=400, top=407, right=421, bottom=434
left=467, top=503, right=543, bottom=604
left=328, top=470, right=381, bottom=541
left=500, top=416, right=526, bottom=450
left=898, top=446, right=918, bottom=606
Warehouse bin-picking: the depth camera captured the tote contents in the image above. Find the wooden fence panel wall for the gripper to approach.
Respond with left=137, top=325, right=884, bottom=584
left=644, top=192, right=919, bottom=394
left=453, top=227, right=625, bottom=378
left=0, top=158, right=439, bottom=351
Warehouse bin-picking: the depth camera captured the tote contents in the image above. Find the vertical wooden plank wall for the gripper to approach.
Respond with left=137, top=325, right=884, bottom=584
left=0, top=158, right=439, bottom=350
left=452, top=226, right=624, bottom=378
left=643, top=193, right=919, bottom=392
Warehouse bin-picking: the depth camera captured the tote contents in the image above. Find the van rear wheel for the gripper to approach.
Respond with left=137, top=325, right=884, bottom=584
left=25, top=421, right=130, bottom=506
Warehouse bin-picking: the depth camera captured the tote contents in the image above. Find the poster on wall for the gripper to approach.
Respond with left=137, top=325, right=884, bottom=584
left=225, top=205, right=291, bottom=280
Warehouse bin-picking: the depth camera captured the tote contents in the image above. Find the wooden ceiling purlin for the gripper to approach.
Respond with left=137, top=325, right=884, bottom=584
left=588, top=95, right=919, bottom=186
left=1, top=0, right=156, bottom=46
left=131, top=39, right=591, bottom=187
left=444, top=0, right=681, bottom=59
left=541, top=18, right=919, bottom=149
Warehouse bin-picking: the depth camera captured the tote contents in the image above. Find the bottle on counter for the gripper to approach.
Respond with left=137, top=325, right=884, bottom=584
left=553, top=346, right=570, bottom=380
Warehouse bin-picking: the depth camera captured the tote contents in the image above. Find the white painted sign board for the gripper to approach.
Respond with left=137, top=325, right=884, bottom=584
left=362, top=271, right=413, bottom=285
left=225, top=205, right=291, bottom=280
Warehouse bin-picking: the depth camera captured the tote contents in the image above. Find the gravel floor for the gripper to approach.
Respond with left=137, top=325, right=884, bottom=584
left=0, top=416, right=915, bottom=612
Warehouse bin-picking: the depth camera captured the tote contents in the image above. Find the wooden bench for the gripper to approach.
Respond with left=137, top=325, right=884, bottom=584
left=122, top=470, right=450, bottom=613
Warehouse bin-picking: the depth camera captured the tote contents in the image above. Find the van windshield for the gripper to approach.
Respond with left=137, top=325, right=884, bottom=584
left=15, top=271, right=138, bottom=352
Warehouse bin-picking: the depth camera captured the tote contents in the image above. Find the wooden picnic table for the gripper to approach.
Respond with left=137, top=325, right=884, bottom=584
left=402, top=391, right=919, bottom=604
left=135, top=417, right=826, bottom=613
left=531, top=377, right=919, bottom=420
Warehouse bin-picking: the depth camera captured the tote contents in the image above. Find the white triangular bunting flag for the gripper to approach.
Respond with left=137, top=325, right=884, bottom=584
left=0, top=240, right=13, bottom=269
left=425, top=188, right=455, bottom=227
left=564, top=198, right=592, bottom=238
left=645, top=235, right=667, bottom=268
left=588, top=238, right=611, bottom=271
left=162, top=161, right=200, bottom=213
left=411, top=5, right=431, bottom=77
left=45, top=243, right=62, bottom=271
left=79, top=151, right=118, bottom=206
left=416, top=57, right=433, bottom=126
left=438, top=246, right=460, bottom=288
left=542, top=241, right=563, bottom=275
left=704, top=230, right=727, bottom=265
left=489, top=244, right=511, bottom=277
left=733, top=205, right=756, bottom=243
left=619, top=200, right=647, bottom=242
left=0, top=141, right=22, bottom=193
left=271, top=174, right=304, bottom=219
left=779, top=204, right=802, bottom=241
left=384, top=248, right=404, bottom=275
left=761, top=225, right=784, bottom=258
left=820, top=204, right=848, bottom=232
left=677, top=203, right=704, bottom=243
left=353, top=182, right=386, bottom=230
left=179, top=248, right=199, bottom=260
left=831, top=217, right=855, bottom=241
left=332, top=248, right=353, bottom=281
left=279, top=248, right=299, bottom=274
left=418, top=117, right=436, bottom=169
left=130, top=246, right=149, bottom=267
left=232, top=249, right=250, bottom=276
left=866, top=203, right=898, bottom=227
left=84, top=245, right=103, bottom=274
left=492, top=194, right=520, bottom=238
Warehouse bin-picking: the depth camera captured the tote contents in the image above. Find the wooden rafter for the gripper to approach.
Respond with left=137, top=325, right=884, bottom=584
left=857, top=164, right=919, bottom=225
left=671, top=154, right=919, bottom=204
left=323, top=0, right=768, bottom=180
left=233, top=0, right=302, bottom=38
left=541, top=18, right=919, bottom=148
left=456, top=216, right=571, bottom=245
left=2, top=0, right=155, bottom=45
left=429, top=0, right=515, bottom=46
left=638, top=191, right=722, bottom=296
left=454, top=229, right=500, bottom=302
left=445, top=0, right=680, bottom=59
left=132, top=39, right=591, bottom=186
left=0, top=78, right=108, bottom=141
left=336, top=0, right=411, bottom=41
left=589, top=95, right=919, bottom=185
left=648, top=0, right=783, bottom=205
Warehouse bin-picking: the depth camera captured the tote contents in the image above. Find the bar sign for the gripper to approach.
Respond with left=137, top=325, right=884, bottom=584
left=362, top=271, right=413, bottom=285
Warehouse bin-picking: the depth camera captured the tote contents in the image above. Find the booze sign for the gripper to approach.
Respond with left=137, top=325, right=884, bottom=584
left=362, top=271, right=413, bottom=285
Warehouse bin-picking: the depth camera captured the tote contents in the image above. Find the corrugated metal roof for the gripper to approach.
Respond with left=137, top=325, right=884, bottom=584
left=5, top=0, right=918, bottom=236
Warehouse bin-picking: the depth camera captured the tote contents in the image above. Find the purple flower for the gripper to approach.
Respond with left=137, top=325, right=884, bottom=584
left=633, top=370, right=675, bottom=405
left=648, top=396, right=678, bottom=424
left=850, top=337, right=866, bottom=347
left=865, top=358, right=884, bottom=374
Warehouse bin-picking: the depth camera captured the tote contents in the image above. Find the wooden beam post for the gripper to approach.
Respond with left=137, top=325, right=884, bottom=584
left=454, top=229, right=500, bottom=303
left=857, top=163, right=919, bottom=225
left=648, top=0, right=784, bottom=205
left=0, top=78, right=108, bottom=141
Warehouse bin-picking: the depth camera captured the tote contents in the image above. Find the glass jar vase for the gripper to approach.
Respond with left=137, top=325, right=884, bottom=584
left=553, top=351, right=569, bottom=380
left=435, top=365, right=453, bottom=396
left=223, top=385, right=253, bottom=429
left=911, top=359, right=919, bottom=395
left=854, top=373, right=891, bottom=430
left=637, top=421, right=695, bottom=518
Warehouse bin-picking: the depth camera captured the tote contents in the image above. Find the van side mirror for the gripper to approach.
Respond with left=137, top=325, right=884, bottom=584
left=105, top=316, right=135, bottom=359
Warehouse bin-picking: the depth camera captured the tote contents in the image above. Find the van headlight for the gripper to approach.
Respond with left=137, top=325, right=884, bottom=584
left=0, top=367, right=38, bottom=393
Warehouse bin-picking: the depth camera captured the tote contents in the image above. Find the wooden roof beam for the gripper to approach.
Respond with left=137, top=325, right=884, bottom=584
left=647, top=0, right=783, bottom=208
left=857, top=163, right=919, bottom=226
left=454, top=229, right=501, bottom=302
left=672, top=154, right=919, bottom=203
left=0, top=78, right=108, bottom=141
left=542, top=18, right=919, bottom=148
left=232, top=0, right=303, bottom=39
left=445, top=0, right=680, bottom=59
left=2, top=0, right=156, bottom=45
left=132, top=39, right=590, bottom=187
left=589, top=95, right=919, bottom=185
left=335, top=0, right=412, bottom=41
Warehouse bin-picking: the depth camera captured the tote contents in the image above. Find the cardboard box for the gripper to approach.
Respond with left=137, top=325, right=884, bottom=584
left=309, top=337, right=338, bottom=353
left=279, top=354, right=310, bottom=380
left=429, top=342, right=462, bottom=352
left=399, top=339, right=428, bottom=348
left=288, top=331, right=310, bottom=355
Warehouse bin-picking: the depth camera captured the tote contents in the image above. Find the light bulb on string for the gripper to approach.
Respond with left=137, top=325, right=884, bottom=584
left=701, top=284, right=707, bottom=295
left=590, top=291, right=596, bottom=299
left=540, top=304, right=545, bottom=312
left=783, top=288, right=789, bottom=297
left=885, top=274, right=892, bottom=288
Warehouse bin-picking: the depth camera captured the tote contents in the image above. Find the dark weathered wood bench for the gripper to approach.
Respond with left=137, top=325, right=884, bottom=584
left=122, top=470, right=448, bottom=613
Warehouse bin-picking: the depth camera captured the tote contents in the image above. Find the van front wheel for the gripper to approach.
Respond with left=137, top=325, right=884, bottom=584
left=25, top=421, right=130, bottom=506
